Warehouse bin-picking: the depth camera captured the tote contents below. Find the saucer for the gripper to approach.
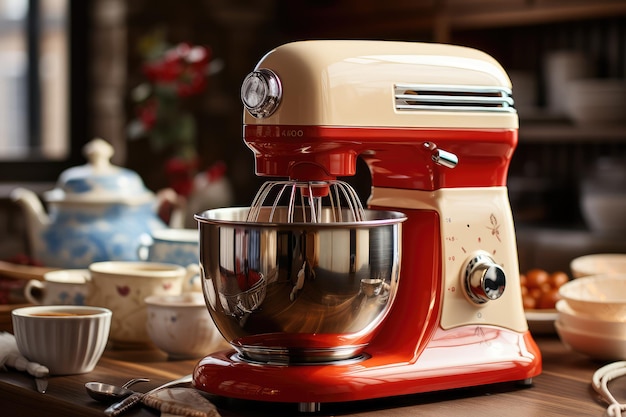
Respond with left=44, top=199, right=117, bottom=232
left=525, top=309, right=557, bottom=335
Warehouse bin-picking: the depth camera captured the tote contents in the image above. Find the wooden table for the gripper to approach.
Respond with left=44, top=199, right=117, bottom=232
left=0, top=335, right=619, bottom=417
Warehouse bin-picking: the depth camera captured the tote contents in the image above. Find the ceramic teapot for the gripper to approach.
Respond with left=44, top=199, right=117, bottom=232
left=11, top=138, right=182, bottom=268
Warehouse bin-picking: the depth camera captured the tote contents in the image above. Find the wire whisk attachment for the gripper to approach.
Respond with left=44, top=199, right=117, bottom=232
left=246, top=180, right=366, bottom=223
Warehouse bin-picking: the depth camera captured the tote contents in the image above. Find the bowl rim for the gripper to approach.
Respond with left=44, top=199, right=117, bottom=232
left=571, top=253, right=626, bottom=265
left=12, top=305, right=112, bottom=318
left=571, top=253, right=626, bottom=277
left=555, top=320, right=626, bottom=343
left=151, top=228, right=199, bottom=243
left=88, top=261, right=185, bottom=277
left=144, top=292, right=205, bottom=307
left=559, top=274, right=626, bottom=303
left=556, top=299, right=626, bottom=325
left=195, top=206, right=407, bottom=228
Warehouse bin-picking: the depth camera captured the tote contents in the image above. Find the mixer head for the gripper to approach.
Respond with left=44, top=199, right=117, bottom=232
left=241, top=40, right=518, bottom=192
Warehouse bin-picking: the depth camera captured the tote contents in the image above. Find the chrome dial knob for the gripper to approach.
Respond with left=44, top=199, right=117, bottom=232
left=463, top=252, right=506, bottom=304
left=241, top=68, right=282, bottom=118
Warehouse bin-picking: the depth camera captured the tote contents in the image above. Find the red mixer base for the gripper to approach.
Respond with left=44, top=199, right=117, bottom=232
left=193, top=326, right=541, bottom=406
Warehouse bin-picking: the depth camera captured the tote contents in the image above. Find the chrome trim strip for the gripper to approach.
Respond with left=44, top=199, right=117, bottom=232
left=395, top=84, right=516, bottom=113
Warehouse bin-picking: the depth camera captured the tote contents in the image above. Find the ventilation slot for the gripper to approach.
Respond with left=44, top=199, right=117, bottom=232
left=395, top=84, right=515, bottom=113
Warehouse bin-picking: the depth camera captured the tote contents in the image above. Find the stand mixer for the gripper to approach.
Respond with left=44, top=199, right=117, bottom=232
left=193, top=40, right=541, bottom=412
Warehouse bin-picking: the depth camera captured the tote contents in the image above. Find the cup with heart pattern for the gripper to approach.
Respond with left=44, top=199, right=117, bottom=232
left=86, top=261, right=190, bottom=347
left=145, top=292, right=230, bottom=359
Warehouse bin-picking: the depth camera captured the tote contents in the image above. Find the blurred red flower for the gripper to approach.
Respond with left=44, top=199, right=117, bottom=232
left=128, top=38, right=216, bottom=163
left=142, top=43, right=211, bottom=97
left=128, top=34, right=224, bottom=202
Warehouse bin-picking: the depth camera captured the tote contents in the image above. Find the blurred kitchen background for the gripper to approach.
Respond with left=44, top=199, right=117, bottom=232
left=0, top=0, right=625, bottom=273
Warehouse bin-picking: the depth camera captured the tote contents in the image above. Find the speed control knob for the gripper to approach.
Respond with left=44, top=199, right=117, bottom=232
left=241, top=68, right=282, bottom=118
left=464, top=252, right=506, bottom=304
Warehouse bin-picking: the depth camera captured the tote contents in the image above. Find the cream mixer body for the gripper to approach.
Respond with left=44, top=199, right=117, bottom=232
left=194, top=40, right=541, bottom=410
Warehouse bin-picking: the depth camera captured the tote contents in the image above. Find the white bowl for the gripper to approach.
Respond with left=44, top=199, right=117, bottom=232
left=555, top=320, right=626, bottom=360
left=580, top=194, right=626, bottom=235
left=556, top=299, right=626, bottom=339
left=12, top=305, right=111, bottom=375
left=558, top=274, right=626, bottom=321
left=570, top=254, right=626, bottom=279
left=145, top=292, right=229, bottom=359
left=566, top=79, right=626, bottom=125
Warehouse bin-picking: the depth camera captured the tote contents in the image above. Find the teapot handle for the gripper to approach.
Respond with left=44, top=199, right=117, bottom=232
left=155, top=188, right=186, bottom=229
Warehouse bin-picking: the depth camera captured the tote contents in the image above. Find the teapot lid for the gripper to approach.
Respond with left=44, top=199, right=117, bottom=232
left=45, top=138, right=154, bottom=204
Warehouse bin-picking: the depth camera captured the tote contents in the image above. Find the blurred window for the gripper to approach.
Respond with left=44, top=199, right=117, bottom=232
left=0, top=0, right=68, bottom=159
left=0, top=0, right=88, bottom=184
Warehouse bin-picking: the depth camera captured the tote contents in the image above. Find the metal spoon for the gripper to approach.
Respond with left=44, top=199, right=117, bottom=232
left=104, top=374, right=193, bottom=417
left=85, top=378, right=150, bottom=403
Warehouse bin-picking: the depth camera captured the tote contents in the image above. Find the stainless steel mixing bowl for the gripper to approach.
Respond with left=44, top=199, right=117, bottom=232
left=195, top=207, right=406, bottom=363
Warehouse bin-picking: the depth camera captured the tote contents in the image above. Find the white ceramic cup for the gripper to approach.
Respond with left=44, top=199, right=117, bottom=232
left=544, top=50, right=593, bottom=115
left=24, top=269, right=90, bottom=306
left=145, top=292, right=230, bottom=359
left=137, top=228, right=199, bottom=266
left=11, top=305, right=111, bottom=375
left=87, top=261, right=191, bottom=347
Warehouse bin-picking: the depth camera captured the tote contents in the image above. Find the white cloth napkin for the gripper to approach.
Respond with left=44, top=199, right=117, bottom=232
left=0, top=332, right=49, bottom=378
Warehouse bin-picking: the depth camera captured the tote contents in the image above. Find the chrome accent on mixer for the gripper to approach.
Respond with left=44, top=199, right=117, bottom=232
left=195, top=207, right=405, bottom=363
left=423, top=142, right=458, bottom=169
left=519, top=378, right=533, bottom=386
left=232, top=349, right=370, bottom=366
left=395, top=84, right=515, bottom=113
left=299, top=403, right=321, bottom=413
left=241, top=68, right=282, bottom=118
left=463, top=251, right=507, bottom=304
left=432, top=149, right=458, bottom=168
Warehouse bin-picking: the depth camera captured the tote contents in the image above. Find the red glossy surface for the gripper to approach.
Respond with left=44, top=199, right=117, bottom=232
left=193, top=328, right=541, bottom=404
left=244, top=125, right=517, bottom=190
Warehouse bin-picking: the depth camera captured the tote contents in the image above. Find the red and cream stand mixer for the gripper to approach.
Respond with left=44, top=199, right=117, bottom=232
left=193, top=40, right=542, bottom=411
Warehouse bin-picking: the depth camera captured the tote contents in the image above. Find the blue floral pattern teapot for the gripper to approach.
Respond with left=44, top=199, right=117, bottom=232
left=11, top=138, right=182, bottom=268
